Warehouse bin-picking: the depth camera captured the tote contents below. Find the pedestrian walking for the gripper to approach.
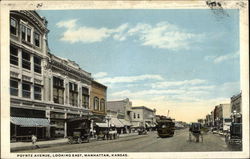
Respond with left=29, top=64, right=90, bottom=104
left=31, top=135, right=38, bottom=149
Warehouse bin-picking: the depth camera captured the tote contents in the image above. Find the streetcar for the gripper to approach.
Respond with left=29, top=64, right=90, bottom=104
left=156, top=116, right=175, bottom=137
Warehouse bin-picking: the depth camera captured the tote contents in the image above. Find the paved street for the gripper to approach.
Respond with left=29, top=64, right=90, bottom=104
left=16, top=129, right=241, bottom=153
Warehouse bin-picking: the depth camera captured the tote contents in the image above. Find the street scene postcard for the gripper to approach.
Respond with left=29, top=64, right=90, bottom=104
left=0, top=0, right=249, bottom=159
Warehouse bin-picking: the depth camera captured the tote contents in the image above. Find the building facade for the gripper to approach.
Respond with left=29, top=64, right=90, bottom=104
left=131, top=106, right=156, bottom=130
left=107, top=98, right=132, bottom=121
left=231, top=92, right=242, bottom=123
left=10, top=10, right=50, bottom=140
left=44, top=53, right=93, bottom=138
left=9, top=10, right=108, bottom=140
left=90, top=80, right=107, bottom=120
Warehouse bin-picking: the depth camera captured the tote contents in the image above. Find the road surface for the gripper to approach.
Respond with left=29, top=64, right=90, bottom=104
left=17, top=129, right=241, bottom=152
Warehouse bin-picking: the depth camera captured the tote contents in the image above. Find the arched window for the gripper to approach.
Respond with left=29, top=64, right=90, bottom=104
left=100, top=99, right=105, bottom=111
left=94, top=97, right=99, bottom=110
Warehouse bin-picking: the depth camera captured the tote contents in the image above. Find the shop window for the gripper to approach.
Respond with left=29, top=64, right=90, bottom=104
left=10, top=80, right=18, bottom=96
left=34, top=56, right=41, bottom=73
left=34, top=32, right=40, bottom=47
left=53, top=77, right=64, bottom=104
left=10, top=18, right=17, bottom=35
left=34, top=85, right=42, bottom=100
left=100, top=99, right=105, bottom=111
left=22, top=51, right=30, bottom=70
left=69, top=82, right=78, bottom=106
left=22, top=83, right=31, bottom=98
left=82, top=87, right=89, bottom=108
left=10, top=46, right=18, bottom=66
left=94, top=97, right=99, bottom=110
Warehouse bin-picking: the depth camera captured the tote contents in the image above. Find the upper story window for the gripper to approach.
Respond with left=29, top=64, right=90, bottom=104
left=10, top=46, right=18, bottom=66
left=53, top=77, right=64, bottom=104
left=82, top=87, right=89, bottom=108
left=134, top=113, right=136, bottom=119
left=22, top=51, right=31, bottom=70
left=34, top=56, right=41, bottom=74
left=21, top=24, right=32, bottom=43
left=34, top=85, right=42, bottom=100
left=69, top=82, right=78, bottom=106
left=10, top=79, right=18, bottom=96
left=10, top=18, right=17, bottom=35
left=137, top=114, right=140, bottom=119
left=94, top=97, right=99, bottom=110
left=34, top=32, right=40, bottom=47
left=22, top=83, right=31, bottom=98
left=100, top=99, right=105, bottom=111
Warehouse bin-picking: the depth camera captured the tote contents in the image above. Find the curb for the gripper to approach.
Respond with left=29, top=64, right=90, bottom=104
left=11, top=133, right=139, bottom=152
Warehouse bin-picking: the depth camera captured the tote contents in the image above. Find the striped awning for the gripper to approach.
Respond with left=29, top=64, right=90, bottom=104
left=110, top=118, right=124, bottom=128
left=11, top=117, right=50, bottom=127
left=119, top=119, right=132, bottom=126
left=95, top=122, right=109, bottom=128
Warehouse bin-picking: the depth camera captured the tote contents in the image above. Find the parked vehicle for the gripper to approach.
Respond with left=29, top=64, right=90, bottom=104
left=156, top=116, right=175, bottom=138
left=225, top=122, right=242, bottom=146
left=138, top=126, right=147, bottom=135
left=189, top=122, right=203, bottom=142
left=67, top=117, right=91, bottom=144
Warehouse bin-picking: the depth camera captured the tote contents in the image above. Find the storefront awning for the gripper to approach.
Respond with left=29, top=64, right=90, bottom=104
left=119, top=119, right=132, bottom=126
left=11, top=117, right=50, bottom=127
left=95, top=122, right=109, bottom=128
left=110, top=118, right=124, bottom=128
left=132, top=122, right=141, bottom=128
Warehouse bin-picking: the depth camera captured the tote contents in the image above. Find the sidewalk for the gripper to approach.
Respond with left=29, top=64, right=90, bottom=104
left=11, top=132, right=139, bottom=152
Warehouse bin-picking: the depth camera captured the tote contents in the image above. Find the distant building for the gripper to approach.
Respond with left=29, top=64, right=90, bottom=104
left=131, top=106, right=156, bottom=130
left=107, top=98, right=132, bottom=121
left=216, top=104, right=231, bottom=129
left=231, top=92, right=242, bottom=123
left=90, top=80, right=107, bottom=121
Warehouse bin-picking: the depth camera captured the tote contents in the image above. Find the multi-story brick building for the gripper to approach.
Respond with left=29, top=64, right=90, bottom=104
left=10, top=10, right=50, bottom=140
left=90, top=80, right=107, bottom=121
left=9, top=10, right=107, bottom=140
left=44, top=53, right=93, bottom=138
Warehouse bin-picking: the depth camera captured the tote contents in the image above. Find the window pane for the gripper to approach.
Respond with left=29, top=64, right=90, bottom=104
left=34, top=32, right=40, bottom=47
left=27, top=28, right=31, bottom=43
left=22, top=83, right=30, bottom=98
left=10, top=46, right=18, bottom=65
left=10, top=80, right=18, bottom=96
left=21, top=25, right=26, bottom=40
left=10, top=19, right=17, bottom=35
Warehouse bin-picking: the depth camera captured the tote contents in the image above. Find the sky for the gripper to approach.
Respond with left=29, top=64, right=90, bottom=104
left=38, top=9, right=240, bottom=122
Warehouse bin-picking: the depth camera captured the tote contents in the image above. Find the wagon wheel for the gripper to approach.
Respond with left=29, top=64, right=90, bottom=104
left=77, top=137, right=82, bottom=144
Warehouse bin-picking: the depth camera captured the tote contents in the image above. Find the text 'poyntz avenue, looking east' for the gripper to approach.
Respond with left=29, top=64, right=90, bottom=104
left=9, top=10, right=242, bottom=152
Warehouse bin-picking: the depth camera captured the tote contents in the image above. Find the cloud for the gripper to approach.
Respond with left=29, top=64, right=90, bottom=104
left=205, top=51, right=239, bottom=63
left=128, top=22, right=203, bottom=50
left=57, top=20, right=203, bottom=50
left=93, top=72, right=108, bottom=78
left=57, top=19, right=128, bottom=43
left=96, top=74, right=164, bottom=84
left=151, top=79, right=207, bottom=89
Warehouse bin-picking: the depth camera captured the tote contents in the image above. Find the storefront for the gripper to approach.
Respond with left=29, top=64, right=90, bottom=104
left=10, top=108, right=50, bottom=141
